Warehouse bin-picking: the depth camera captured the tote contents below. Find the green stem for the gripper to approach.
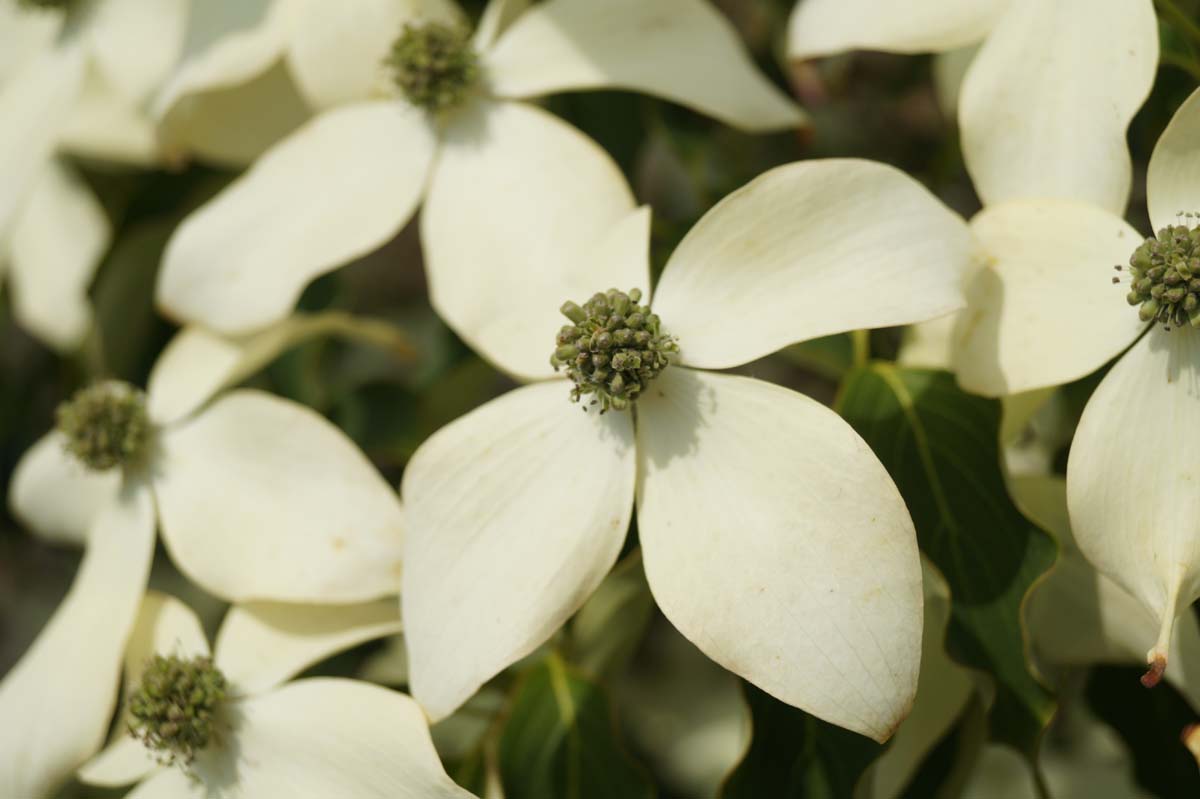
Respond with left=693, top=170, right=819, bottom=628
left=1032, top=763, right=1054, bottom=799
left=311, top=311, right=417, bottom=361
left=851, top=329, right=870, bottom=368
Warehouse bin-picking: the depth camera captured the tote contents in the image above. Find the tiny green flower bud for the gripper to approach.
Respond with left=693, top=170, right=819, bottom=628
left=1139, top=299, right=1160, bottom=322
left=561, top=301, right=586, bottom=324
left=128, top=655, right=228, bottom=769
left=549, top=287, right=679, bottom=413
left=385, top=22, right=479, bottom=112
left=1131, top=247, right=1153, bottom=270
left=55, top=381, right=152, bottom=471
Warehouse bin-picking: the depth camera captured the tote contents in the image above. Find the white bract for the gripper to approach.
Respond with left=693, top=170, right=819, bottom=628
left=868, top=0, right=1156, bottom=398
left=154, top=0, right=804, bottom=339
left=792, top=0, right=1160, bottom=397
left=789, top=0, right=1157, bottom=215
left=0, top=0, right=188, bottom=349
left=75, top=591, right=471, bottom=799
left=0, top=324, right=405, bottom=797
left=402, top=158, right=973, bottom=741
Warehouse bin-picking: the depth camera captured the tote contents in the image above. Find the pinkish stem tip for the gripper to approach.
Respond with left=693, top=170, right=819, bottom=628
left=1141, top=653, right=1167, bottom=688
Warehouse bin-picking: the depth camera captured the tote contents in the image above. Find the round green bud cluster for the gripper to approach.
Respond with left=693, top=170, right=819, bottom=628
left=1120, top=222, right=1200, bottom=329
left=550, top=288, right=678, bottom=413
left=55, top=381, right=151, bottom=471
left=128, top=655, right=228, bottom=768
left=385, top=22, right=479, bottom=112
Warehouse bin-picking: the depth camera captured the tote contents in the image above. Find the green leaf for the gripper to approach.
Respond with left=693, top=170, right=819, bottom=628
left=722, top=683, right=883, bottom=799
left=836, top=365, right=1057, bottom=760
left=779, top=333, right=855, bottom=382
left=499, top=654, right=654, bottom=799
left=899, top=694, right=988, bottom=799
left=568, top=552, right=655, bottom=680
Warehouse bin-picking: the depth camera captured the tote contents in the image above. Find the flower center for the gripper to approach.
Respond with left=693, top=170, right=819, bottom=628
left=385, top=22, right=479, bottom=112
left=55, top=380, right=152, bottom=471
left=128, top=655, right=228, bottom=768
left=551, top=288, right=678, bottom=413
left=1118, top=218, right=1200, bottom=329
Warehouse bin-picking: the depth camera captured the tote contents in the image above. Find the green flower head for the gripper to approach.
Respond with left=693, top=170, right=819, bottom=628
left=128, top=655, right=229, bottom=769
left=385, top=22, right=479, bottom=113
left=551, top=288, right=678, bottom=413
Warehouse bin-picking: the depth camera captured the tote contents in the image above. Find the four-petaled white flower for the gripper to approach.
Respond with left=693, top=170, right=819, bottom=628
left=1062, top=87, right=1200, bottom=687
left=890, top=78, right=1200, bottom=688
left=400, top=158, right=972, bottom=741
left=74, top=591, right=471, bottom=799
left=0, top=324, right=405, bottom=798
left=0, top=0, right=188, bottom=348
left=153, top=0, right=804, bottom=342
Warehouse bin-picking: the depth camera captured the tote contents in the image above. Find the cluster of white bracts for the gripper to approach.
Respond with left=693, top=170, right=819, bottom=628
left=0, top=0, right=1194, bottom=796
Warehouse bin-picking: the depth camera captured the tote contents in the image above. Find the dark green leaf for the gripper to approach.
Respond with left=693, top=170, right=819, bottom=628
left=499, top=654, right=654, bottom=799
left=722, top=683, right=883, bottom=799
left=779, top=333, right=855, bottom=381
left=568, top=552, right=655, bottom=680
left=836, top=365, right=1057, bottom=759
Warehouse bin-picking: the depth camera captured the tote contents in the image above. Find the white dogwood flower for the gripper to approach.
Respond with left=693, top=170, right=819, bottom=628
left=154, top=0, right=804, bottom=339
left=789, top=0, right=1157, bottom=215
left=0, top=0, right=188, bottom=349
left=928, top=85, right=1200, bottom=691
left=1065, top=89, right=1200, bottom=687
left=74, top=591, right=471, bottom=798
left=0, top=324, right=405, bottom=797
left=401, top=158, right=972, bottom=741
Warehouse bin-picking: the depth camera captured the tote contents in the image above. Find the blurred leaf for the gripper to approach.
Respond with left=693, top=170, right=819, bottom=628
left=547, top=91, right=648, bottom=177
left=1087, top=664, right=1200, bottom=799
left=91, top=214, right=175, bottom=381
left=722, top=683, right=883, bottom=799
left=453, top=747, right=492, bottom=797
left=899, top=694, right=988, bottom=799
left=779, top=333, right=855, bottom=381
left=569, top=552, right=654, bottom=680
left=836, top=365, right=1057, bottom=763
left=499, top=653, right=654, bottom=799
left=91, top=170, right=233, bottom=382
